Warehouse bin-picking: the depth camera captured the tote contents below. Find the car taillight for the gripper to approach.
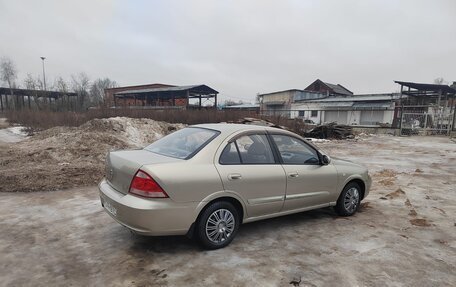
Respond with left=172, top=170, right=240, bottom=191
left=129, top=170, right=168, bottom=198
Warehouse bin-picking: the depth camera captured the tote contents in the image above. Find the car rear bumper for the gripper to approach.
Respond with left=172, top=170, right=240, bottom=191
left=98, top=179, right=198, bottom=236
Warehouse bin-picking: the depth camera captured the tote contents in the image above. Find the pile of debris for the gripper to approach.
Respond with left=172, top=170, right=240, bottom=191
left=231, top=117, right=288, bottom=129
left=304, top=122, right=353, bottom=139
left=0, top=117, right=184, bottom=192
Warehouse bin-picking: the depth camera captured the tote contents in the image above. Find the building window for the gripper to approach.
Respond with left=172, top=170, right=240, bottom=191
left=311, top=110, right=318, bottom=117
left=298, top=110, right=305, bottom=117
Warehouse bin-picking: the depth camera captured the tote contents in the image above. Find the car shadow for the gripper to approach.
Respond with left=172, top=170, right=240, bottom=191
left=126, top=207, right=342, bottom=253
left=128, top=234, right=200, bottom=253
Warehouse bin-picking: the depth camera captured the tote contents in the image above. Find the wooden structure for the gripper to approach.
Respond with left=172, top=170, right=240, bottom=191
left=0, top=87, right=77, bottom=111
left=304, top=79, right=353, bottom=96
left=110, top=84, right=218, bottom=109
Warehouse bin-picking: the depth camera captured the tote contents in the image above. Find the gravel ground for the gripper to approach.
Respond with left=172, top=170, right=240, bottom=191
left=0, top=135, right=455, bottom=286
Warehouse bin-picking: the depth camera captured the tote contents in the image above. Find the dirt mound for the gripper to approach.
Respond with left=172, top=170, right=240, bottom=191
left=410, top=218, right=431, bottom=227
left=375, top=169, right=397, bottom=178
left=0, top=117, right=184, bottom=192
left=375, top=169, right=398, bottom=186
left=386, top=188, right=406, bottom=199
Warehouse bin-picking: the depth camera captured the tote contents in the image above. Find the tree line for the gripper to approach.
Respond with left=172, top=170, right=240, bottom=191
left=0, top=56, right=117, bottom=111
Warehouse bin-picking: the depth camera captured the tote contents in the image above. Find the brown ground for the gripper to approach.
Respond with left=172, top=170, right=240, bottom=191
left=0, top=117, right=184, bottom=192
left=0, top=118, right=9, bottom=129
left=0, top=123, right=455, bottom=286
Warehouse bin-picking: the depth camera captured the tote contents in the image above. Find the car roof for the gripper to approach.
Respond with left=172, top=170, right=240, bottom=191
left=191, top=123, right=285, bottom=134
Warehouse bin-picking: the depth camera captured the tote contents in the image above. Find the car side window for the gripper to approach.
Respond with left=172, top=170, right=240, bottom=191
left=219, top=142, right=241, bottom=164
left=271, top=134, right=320, bottom=165
left=236, top=134, right=275, bottom=164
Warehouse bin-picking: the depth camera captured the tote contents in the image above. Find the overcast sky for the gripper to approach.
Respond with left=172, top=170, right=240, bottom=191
left=1, top=0, right=455, bottom=102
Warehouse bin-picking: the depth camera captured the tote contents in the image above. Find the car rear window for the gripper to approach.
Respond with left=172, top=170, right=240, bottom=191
left=145, top=127, right=219, bottom=159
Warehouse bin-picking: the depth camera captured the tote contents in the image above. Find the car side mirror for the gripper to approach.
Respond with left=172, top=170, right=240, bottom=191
left=321, top=155, right=331, bottom=165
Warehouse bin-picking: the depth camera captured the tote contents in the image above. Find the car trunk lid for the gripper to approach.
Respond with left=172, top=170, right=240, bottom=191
left=105, top=149, right=180, bottom=195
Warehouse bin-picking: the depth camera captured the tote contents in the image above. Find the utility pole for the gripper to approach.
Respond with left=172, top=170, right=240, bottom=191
left=40, top=56, right=48, bottom=107
left=40, top=57, right=46, bottom=90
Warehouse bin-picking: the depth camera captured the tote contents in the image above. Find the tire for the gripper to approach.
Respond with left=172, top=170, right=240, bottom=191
left=335, top=182, right=362, bottom=216
left=197, top=201, right=240, bottom=250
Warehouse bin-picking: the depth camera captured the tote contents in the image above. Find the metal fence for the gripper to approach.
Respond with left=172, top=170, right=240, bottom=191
left=400, top=112, right=455, bottom=136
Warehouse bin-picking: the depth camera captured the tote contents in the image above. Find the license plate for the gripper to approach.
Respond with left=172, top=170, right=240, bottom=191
left=103, top=200, right=117, bottom=216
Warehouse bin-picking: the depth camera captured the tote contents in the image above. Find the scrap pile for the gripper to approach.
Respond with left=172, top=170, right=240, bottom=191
left=304, top=122, right=353, bottom=139
left=232, top=117, right=288, bottom=130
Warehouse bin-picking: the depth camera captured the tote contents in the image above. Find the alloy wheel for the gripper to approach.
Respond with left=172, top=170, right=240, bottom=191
left=344, top=187, right=360, bottom=213
left=205, top=209, right=235, bottom=244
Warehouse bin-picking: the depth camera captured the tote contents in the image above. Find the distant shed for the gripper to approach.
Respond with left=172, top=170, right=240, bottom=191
left=105, top=83, right=218, bottom=109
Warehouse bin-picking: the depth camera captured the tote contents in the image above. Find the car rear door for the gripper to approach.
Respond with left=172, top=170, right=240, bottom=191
left=269, top=133, right=338, bottom=211
left=215, top=132, right=286, bottom=218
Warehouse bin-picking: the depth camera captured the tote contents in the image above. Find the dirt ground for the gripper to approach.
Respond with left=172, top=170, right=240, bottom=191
left=0, top=131, right=455, bottom=286
left=0, top=117, right=184, bottom=192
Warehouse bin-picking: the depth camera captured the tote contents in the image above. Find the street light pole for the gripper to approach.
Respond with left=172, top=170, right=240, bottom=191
left=40, top=57, right=46, bottom=91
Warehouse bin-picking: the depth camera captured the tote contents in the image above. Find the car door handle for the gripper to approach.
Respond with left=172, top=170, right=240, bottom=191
left=228, top=173, right=242, bottom=180
left=288, top=172, right=299, bottom=178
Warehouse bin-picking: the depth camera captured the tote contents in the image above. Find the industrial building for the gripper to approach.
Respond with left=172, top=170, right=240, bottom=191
left=105, top=83, right=219, bottom=109
left=258, top=79, right=456, bottom=130
left=291, top=93, right=400, bottom=126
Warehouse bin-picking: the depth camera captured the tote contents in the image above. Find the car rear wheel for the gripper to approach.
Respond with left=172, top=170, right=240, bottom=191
left=197, top=201, right=240, bottom=250
left=335, top=182, right=361, bottom=216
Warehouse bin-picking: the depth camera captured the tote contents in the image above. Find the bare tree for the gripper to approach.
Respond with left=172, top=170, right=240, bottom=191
left=24, top=73, right=37, bottom=90
left=23, top=73, right=41, bottom=109
left=55, top=77, right=68, bottom=93
left=55, top=76, right=71, bottom=111
left=71, top=72, right=90, bottom=110
left=35, top=76, right=45, bottom=90
left=90, top=78, right=117, bottom=106
left=434, top=77, right=448, bottom=85
left=0, top=57, right=18, bottom=109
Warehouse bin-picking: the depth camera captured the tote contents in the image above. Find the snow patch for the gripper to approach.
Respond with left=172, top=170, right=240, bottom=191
left=0, top=126, right=28, bottom=143
left=305, top=138, right=330, bottom=143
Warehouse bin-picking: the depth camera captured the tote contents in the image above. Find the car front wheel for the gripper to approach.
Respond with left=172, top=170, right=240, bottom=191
left=335, top=182, right=361, bottom=216
left=197, top=201, right=240, bottom=250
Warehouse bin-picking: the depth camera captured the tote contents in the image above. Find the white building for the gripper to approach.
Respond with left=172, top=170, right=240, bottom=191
left=291, top=94, right=401, bottom=126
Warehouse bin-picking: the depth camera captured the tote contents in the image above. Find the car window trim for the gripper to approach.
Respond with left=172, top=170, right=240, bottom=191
left=218, top=142, right=242, bottom=165
left=219, top=130, right=280, bottom=165
left=266, top=131, right=322, bottom=165
left=233, top=140, right=243, bottom=164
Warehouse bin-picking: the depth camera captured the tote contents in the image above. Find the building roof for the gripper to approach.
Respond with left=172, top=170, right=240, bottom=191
left=323, top=82, right=353, bottom=96
left=114, top=84, right=218, bottom=96
left=258, top=89, right=301, bottom=97
left=294, top=91, right=328, bottom=102
left=395, top=81, right=456, bottom=95
left=352, top=102, right=392, bottom=109
left=0, top=87, right=77, bottom=98
left=264, top=100, right=286, bottom=106
left=105, top=83, right=175, bottom=92
left=307, top=93, right=401, bottom=102
left=223, top=103, right=259, bottom=109
left=304, top=79, right=354, bottom=96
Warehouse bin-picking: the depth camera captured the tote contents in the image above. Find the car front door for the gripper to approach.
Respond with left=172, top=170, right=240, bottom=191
left=215, top=132, right=286, bottom=218
left=270, top=133, right=338, bottom=212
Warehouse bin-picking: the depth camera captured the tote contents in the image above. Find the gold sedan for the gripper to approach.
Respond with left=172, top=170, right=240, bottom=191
left=99, top=124, right=371, bottom=249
